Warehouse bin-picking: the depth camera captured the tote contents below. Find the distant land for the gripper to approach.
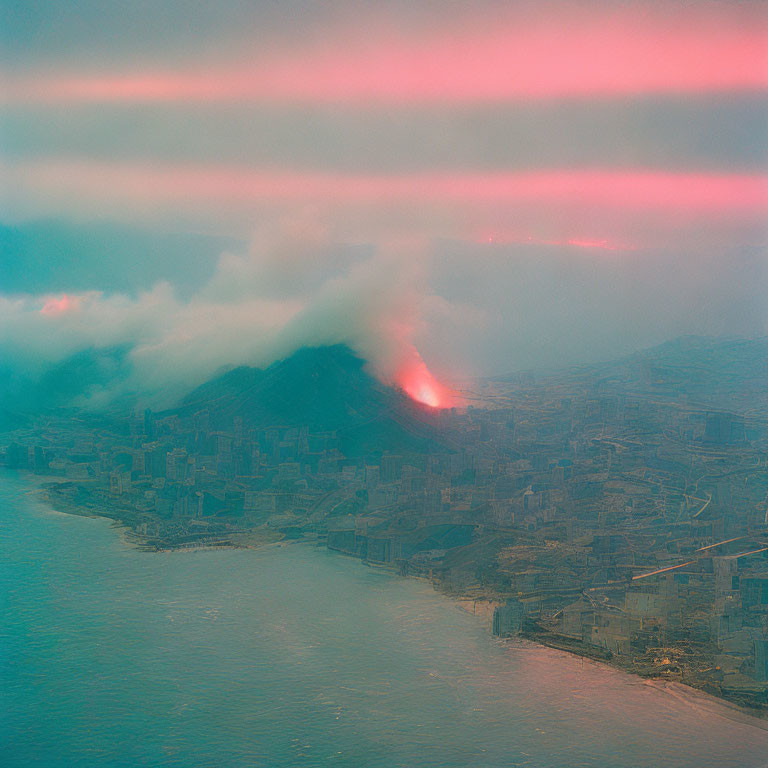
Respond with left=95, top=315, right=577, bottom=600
left=2, top=335, right=768, bottom=712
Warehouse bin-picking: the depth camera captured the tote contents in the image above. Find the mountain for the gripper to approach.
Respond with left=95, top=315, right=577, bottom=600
left=494, top=335, right=768, bottom=414
left=625, top=335, right=768, bottom=412
left=0, top=346, right=133, bottom=432
left=178, top=345, right=445, bottom=456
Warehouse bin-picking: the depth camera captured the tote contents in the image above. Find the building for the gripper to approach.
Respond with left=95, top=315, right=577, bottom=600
left=493, top=599, right=525, bottom=637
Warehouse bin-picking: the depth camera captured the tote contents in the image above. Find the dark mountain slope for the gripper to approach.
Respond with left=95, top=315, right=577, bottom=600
left=179, top=345, right=445, bottom=456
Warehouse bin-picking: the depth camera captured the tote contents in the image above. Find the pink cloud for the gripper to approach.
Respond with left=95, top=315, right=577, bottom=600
left=40, top=294, right=79, bottom=315
left=479, top=233, right=634, bottom=251
left=5, top=5, right=767, bottom=106
left=14, top=160, right=768, bottom=215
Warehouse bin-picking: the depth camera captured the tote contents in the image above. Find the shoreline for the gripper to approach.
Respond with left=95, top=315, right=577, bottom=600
left=18, top=471, right=768, bottom=723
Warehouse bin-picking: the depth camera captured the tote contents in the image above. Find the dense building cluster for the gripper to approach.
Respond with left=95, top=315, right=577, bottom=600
left=3, top=338, right=768, bottom=709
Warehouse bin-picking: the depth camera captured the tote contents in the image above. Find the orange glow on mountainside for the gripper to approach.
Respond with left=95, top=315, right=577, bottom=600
left=411, top=381, right=440, bottom=408
left=398, top=359, right=451, bottom=409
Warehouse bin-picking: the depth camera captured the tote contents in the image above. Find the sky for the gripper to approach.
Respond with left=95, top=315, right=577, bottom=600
left=1, top=0, right=767, bottom=406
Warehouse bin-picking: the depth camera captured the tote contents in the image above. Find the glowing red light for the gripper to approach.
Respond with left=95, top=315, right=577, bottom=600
left=397, top=356, right=451, bottom=408
left=412, top=382, right=441, bottom=408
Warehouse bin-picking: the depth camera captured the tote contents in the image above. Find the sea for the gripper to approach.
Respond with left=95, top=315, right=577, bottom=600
left=1, top=471, right=767, bottom=768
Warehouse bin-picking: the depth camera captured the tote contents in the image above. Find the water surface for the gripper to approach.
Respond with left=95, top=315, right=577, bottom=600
left=1, top=472, right=766, bottom=767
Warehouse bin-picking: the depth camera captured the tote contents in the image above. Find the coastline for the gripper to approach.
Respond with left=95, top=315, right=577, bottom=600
left=19, top=471, right=768, bottom=723
left=32, top=474, right=285, bottom=553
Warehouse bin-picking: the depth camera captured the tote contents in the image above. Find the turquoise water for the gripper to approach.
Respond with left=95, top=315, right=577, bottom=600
left=1, top=472, right=767, bottom=768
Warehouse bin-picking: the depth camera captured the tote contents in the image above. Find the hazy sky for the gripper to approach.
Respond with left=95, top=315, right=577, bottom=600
left=1, top=0, right=767, bottom=403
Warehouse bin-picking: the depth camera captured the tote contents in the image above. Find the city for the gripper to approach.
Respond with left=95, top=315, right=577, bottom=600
left=4, top=335, right=767, bottom=712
